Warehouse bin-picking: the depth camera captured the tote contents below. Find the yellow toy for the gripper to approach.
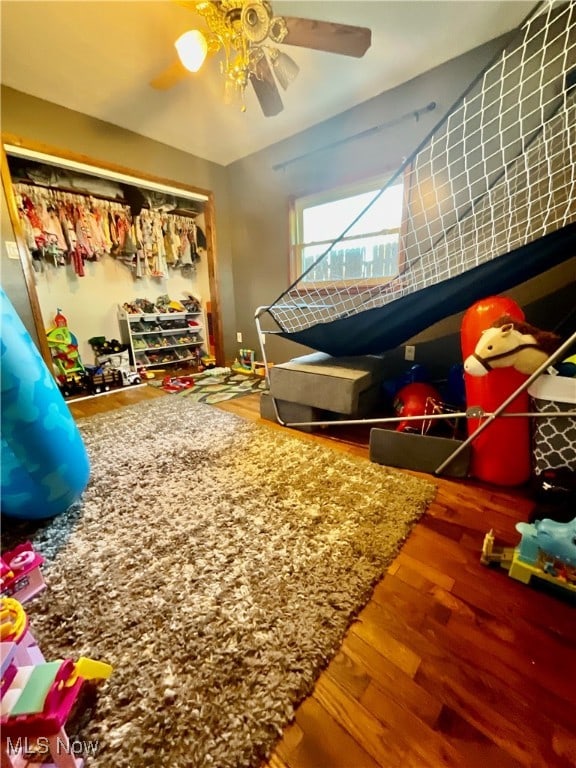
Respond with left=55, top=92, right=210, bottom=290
left=1, top=597, right=112, bottom=767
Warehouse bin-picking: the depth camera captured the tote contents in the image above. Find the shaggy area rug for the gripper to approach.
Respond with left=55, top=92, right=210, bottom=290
left=3, top=397, right=435, bottom=768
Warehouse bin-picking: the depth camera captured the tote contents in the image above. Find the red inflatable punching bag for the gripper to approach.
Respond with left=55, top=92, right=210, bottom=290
left=461, top=297, right=531, bottom=486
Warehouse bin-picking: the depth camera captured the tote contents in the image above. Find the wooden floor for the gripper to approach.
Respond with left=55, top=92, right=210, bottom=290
left=69, top=387, right=576, bottom=768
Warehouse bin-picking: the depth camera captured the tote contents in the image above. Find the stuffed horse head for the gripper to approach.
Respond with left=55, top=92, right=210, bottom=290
left=464, top=315, right=560, bottom=377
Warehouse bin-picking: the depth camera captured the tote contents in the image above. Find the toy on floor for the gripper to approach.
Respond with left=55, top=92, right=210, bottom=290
left=232, top=349, right=255, bottom=373
left=381, top=363, right=431, bottom=403
left=0, top=597, right=112, bottom=768
left=161, top=375, right=195, bottom=393
left=392, top=382, right=443, bottom=433
left=1, top=596, right=43, bottom=666
left=481, top=517, right=576, bottom=595
left=0, top=543, right=45, bottom=603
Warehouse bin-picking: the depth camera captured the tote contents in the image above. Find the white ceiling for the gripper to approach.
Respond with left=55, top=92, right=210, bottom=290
left=1, top=1, right=536, bottom=166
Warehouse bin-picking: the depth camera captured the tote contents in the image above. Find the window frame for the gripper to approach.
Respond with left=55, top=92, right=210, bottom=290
left=289, top=171, right=409, bottom=290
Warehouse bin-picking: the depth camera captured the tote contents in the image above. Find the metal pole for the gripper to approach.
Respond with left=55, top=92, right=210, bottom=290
left=254, top=306, right=273, bottom=390
left=278, top=408, right=576, bottom=430
left=254, top=307, right=291, bottom=426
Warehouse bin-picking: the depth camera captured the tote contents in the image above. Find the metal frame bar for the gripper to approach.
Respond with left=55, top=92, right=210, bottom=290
left=434, top=330, right=576, bottom=475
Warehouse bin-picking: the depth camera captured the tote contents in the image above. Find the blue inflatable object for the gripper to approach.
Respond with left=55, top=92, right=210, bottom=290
left=446, top=363, right=466, bottom=408
left=1, top=287, right=90, bottom=519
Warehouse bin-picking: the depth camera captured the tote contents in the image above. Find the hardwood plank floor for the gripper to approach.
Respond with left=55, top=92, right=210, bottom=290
left=68, top=387, right=576, bottom=768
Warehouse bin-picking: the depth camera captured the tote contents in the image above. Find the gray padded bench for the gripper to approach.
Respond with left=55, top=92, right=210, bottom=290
left=260, top=352, right=385, bottom=429
left=369, top=429, right=471, bottom=478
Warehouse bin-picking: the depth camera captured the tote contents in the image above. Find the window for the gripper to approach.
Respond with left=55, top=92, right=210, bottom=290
left=290, top=176, right=405, bottom=285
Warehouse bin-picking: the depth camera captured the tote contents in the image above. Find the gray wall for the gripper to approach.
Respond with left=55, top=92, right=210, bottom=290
left=1, top=179, right=40, bottom=344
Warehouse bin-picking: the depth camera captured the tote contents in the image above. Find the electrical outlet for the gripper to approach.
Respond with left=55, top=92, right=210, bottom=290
left=236, top=332, right=242, bottom=343
left=405, top=345, right=415, bottom=361
left=5, top=241, right=19, bottom=260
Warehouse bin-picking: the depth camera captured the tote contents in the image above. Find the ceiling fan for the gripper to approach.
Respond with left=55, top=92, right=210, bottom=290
left=150, top=0, right=372, bottom=116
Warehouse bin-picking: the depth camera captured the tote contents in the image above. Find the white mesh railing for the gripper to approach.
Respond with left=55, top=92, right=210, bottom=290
left=267, top=1, right=576, bottom=334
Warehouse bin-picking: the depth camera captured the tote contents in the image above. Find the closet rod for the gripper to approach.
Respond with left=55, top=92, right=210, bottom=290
left=4, top=143, right=209, bottom=203
left=14, top=179, right=201, bottom=219
left=13, top=179, right=129, bottom=207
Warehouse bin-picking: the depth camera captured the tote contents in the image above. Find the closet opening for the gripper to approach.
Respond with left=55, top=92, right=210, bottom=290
left=2, top=139, right=224, bottom=397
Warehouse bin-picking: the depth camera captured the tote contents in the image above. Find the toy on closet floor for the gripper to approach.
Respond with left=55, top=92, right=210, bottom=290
left=200, top=355, right=216, bottom=370
left=0, top=543, right=45, bottom=603
left=481, top=517, right=576, bottom=595
left=46, top=309, right=85, bottom=378
left=89, top=337, right=141, bottom=388
left=0, top=597, right=112, bottom=768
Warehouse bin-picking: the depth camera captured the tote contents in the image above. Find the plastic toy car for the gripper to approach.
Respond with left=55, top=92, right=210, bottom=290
left=121, top=369, right=142, bottom=386
left=162, top=376, right=195, bottom=392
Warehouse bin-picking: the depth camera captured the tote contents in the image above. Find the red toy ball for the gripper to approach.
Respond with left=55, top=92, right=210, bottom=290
left=393, top=382, right=442, bottom=433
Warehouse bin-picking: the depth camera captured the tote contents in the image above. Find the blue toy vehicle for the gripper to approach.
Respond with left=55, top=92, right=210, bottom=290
left=481, top=517, right=576, bottom=594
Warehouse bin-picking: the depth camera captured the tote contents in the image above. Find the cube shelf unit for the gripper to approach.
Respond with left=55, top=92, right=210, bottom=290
left=118, top=305, right=208, bottom=370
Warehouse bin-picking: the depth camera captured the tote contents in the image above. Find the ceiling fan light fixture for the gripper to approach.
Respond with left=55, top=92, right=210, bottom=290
left=270, top=49, right=299, bottom=91
left=152, top=2, right=371, bottom=115
left=268, top=16, right=288, bottom=45
left=241, top=1, right=272, bottom=43
left=175, top=30, right=208, bottom=73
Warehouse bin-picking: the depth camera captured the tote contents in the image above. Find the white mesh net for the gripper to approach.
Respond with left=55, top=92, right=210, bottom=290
left=268, top=2, right=576, bottom=334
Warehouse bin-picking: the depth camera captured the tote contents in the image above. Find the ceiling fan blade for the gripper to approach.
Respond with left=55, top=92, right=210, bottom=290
left=282, top=17, right=371, bottom=58
left=150, top=59, right=190, bottom=90
left=250, top=56, right=283, bottom=117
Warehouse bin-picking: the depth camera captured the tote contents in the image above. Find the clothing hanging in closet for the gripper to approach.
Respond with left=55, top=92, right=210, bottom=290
left=14, top=183, right=202, bottom=279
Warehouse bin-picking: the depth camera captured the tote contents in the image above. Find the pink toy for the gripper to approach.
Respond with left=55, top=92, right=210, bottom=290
left=0, top=543, right=46, bottom=604
left=0, top=598, right=112, bottom=768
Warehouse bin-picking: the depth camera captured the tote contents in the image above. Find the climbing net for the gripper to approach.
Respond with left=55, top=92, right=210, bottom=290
left=267, top=2, right=575, bottom=334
